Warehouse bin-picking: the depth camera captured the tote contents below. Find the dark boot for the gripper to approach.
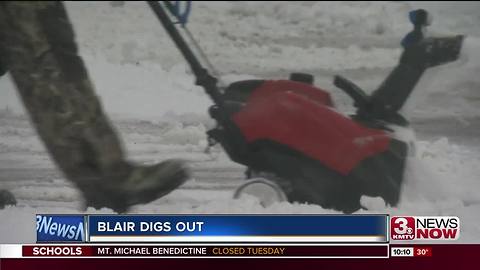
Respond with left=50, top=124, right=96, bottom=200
left=0, top=190, right=16, bottom=209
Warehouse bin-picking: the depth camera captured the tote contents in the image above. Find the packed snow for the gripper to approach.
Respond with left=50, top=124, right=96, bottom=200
left=1, top=1, right=479, bottom=243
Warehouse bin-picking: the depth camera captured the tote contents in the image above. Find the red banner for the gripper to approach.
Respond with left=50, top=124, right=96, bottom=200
left=21, top=244, right=387, bottom=258
left=2, top=244, right=479, bottom=270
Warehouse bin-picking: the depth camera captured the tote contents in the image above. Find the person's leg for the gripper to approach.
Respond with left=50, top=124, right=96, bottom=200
left=0, top=2, right=190, bottom=212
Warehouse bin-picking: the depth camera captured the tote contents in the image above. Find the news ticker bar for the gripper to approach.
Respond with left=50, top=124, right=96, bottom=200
left=36, top=214, right=388, bottom=243
left=1, top=244, right=390, bottom=258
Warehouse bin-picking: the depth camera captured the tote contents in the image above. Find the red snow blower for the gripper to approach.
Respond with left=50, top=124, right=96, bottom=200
left=149, top=2, right=464, bottom=212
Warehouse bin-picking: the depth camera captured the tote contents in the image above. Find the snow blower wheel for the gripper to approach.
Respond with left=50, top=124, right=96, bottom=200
left=233, top=178, right=287, bottom=207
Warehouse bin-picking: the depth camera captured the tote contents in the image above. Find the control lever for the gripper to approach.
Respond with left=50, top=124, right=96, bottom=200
left=333, top=75, right=369, bottom=109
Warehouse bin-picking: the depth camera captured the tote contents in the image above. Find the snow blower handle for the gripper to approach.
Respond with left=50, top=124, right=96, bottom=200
left=147, top=1, right=225, bottom=110
left=163, top=1, right=191, bottom=26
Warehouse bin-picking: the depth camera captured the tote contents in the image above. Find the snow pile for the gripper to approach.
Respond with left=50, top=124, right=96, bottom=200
left=160, top=123, right=207, bottom=146
left=402, top=138, right=479, bottom=207
left=1, top=131, right=479, bottom=242
left=395, top=137, right=480, bottom=241
left=360, top=136, right=480, bottom=242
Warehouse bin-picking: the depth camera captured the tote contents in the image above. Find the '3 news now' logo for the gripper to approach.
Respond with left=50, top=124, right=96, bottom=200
left=390, top=216, right=460, bottom=241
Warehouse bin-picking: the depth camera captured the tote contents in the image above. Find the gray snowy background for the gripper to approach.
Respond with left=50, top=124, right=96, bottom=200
left=0, top=1, right=479, bottom=243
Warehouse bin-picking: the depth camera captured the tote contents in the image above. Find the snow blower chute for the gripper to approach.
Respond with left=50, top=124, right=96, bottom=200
left=148, top=1, right=464, bottom=212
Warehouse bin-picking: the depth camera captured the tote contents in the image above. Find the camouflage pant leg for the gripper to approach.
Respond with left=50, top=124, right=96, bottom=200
left=0, top=2, right=130, bottom=192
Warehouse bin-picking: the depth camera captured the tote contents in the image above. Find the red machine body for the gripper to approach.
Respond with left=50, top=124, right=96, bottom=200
left=232, top=80, right=391, bottom=175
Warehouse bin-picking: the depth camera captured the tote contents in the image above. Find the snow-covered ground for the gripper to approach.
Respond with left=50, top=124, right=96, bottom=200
left=1, top=1, right=479, bottom=243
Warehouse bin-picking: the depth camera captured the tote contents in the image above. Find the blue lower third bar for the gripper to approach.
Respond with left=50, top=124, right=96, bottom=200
left=87, top=215, right=388, bottom=243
